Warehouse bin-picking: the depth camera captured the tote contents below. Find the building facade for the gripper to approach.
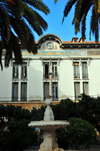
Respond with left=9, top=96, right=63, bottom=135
left=0, top=34, right=100, bottom=110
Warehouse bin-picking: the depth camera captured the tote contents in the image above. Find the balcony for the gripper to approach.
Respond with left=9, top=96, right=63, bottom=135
left=43, top=74, right=58, bottom=79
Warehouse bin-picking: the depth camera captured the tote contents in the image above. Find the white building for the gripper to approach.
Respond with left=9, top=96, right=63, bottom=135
left=0, top=34, right=100, bottom=109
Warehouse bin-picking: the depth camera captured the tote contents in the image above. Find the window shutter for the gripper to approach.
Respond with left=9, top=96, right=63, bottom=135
left=75, top=82, right=80, bottom=100
left=83, top=82, right=88, bottom=95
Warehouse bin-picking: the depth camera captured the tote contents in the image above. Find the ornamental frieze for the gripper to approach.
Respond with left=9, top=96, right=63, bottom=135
left=87, top=51, right=100, bottom=56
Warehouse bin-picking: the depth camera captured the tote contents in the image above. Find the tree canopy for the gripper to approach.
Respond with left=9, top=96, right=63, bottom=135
left=0, top=105, right=38, bottom=151
left=56, top=0, right=100, bottom=41
left=0, top=0, right=49, bottom=70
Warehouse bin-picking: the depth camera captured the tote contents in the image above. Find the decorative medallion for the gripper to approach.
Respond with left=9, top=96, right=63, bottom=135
left=46, top=42, right=54, bottom=49
left=80, top=51, right=85, bottom=56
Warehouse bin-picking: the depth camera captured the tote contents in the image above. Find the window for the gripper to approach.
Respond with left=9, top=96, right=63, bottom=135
left=21, top=62, right=27, bottom=79
left=82, top=62, right=88, bottom=78
left=43, top=61, right=58, bottom=79
left=52, top=62, right=57, bottom=78
left=12, top=82, right=18, bottom=101
left=13, top=63, right=18, bottom=79
left=44, top=82, right=49, bottom=100
left=74, top=62, right=80, bottom=78
left=83, top=82, right=88, bottom=95
left=21, top=82, right=27, bottom=101
left=43, top=62, right=49, bottom=79
left=52, top=82, right=58, bottom=101
left=74, top=82, right=80, bottom=100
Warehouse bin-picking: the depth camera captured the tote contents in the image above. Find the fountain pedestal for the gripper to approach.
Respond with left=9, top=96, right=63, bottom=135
left=29, top=121, right=69, bottom=151
left=39, top=129, right=58, bottom=151
left=28, top=96, right=69, bottom=151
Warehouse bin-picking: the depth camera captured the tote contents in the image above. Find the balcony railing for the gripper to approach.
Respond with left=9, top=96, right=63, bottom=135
left=43, top=74, right=58, bottom=79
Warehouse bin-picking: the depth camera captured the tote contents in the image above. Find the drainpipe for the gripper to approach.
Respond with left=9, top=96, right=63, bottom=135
left=49, top=61, right=52, bottom=101
left=49, top=73, right=52, bottom=100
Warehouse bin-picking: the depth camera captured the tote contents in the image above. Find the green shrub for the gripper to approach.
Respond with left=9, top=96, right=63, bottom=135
left=56, top=117, right=97, bottom=149
left=0, top=120, right=38, bottom=151
left=31, top=106, right=45, bottom=121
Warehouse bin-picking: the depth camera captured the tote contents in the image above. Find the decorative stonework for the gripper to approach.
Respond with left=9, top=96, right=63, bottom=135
left=87, top=51, right=100, bottom=56
left=22, top=50, right=87, bottom=57
left=44, top=97, right=54, bottom=121
left=46, top=42, right=54, bottom=50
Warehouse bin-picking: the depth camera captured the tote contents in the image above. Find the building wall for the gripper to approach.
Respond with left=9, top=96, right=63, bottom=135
left=89, top=59, right=100, bottom=97
left=59, top=60, right=74, bottom=100
left=1, top=34, right=100, bottom=110
left=29, top=60, right=43, bottom=101
left=1, top=58, right=100, bottom=102
left=0, top=61, right=12, bottom=101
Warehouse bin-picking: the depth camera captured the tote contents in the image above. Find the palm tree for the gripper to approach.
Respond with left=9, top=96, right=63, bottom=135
left=57, top=0, right=100, bottom=42
left=0, top=0, right=49, bottom=70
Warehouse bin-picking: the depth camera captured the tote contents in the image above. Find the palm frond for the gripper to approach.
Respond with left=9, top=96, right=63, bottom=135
left=5, top=32, right=22, bottom=67
left=0, top=5, right=11, bottom=43
left=10, top=15, right=30, bottom=47
left=73, top=0, right=92, bottom=35
left=0, top=0, right=49, bottom=69
left=25, top=15, right=43, bottom=36
left=90, top=5, right=99, bottom=41
left=22, top=0, right=50, bottom=15
left=62, top=0, right=77, bottom=23
left=13, top=0, right=24, bottom=16
left=23, top=2, right=48, bottom=35
left=55, top=0, right=59, bottom=3
left=26, top=33, right=37, bottom=54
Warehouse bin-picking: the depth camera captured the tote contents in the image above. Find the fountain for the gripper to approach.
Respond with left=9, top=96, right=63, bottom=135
left=28, top=96, right=69, bottom=151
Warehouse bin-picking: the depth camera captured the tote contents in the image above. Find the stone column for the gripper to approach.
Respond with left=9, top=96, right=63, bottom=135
left=38, top=129, right=58, bottom=151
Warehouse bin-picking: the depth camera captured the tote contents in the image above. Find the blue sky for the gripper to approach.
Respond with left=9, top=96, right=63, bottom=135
left=33, top=0, right=96, bottom=42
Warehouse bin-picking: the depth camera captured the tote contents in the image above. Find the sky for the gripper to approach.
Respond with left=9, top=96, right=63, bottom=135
left=33, top=0, right=96, bottom=42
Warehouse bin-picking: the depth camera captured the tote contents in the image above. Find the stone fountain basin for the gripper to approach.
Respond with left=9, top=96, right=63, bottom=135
left=28, top=120, right=69, bottom=130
